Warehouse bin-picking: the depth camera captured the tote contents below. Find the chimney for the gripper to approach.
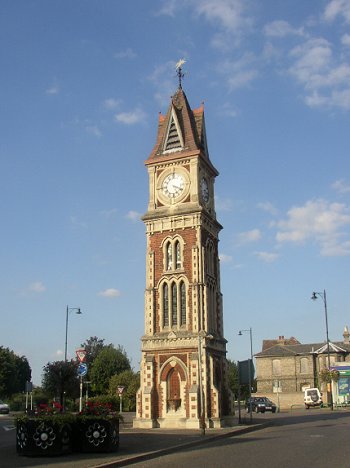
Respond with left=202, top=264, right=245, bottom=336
left=343, top=326, right=350, bottom=344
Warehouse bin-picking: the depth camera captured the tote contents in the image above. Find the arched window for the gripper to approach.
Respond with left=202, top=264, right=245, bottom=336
left=163, top=237, right=183, bottom=272
left=166, top=242, right=172, bottom=270
left=180, top=281, right=186, bottom=325
left=163, top=283, right=169, bottom=326
left=300, top=358, right=309, bottom=374
left=175, top=241, right=181, bottom=269
left=171, top=283, right=177, bottom=326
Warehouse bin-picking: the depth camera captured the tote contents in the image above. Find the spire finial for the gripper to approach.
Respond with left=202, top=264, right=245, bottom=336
left=175, top=58, right=186, bottom=89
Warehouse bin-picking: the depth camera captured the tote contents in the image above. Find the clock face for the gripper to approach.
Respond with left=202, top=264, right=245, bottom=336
left=200, top=177, right=209, bottom=203
left=162, top=172, right=185, bottom=199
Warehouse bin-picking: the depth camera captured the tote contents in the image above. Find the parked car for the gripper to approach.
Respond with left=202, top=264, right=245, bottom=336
left=304, top=388, right=323, bottom=409
left=0, top=400, right=9, bottom=414
left=245, top=396, right=277, bottom=413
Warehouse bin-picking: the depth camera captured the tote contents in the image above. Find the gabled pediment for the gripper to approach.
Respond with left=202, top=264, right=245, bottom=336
left=314, top=342, right=347, bottom=354
left=163, top=107, right=184, bottom=153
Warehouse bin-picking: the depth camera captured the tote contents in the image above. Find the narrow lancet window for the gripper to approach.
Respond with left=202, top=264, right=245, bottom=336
left=163, top=283, right=169, bottom=326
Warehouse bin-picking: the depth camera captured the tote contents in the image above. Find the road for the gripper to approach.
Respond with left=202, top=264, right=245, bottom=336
left=131, top=410, right=350, bottom=468
left=2, top=410, right=350, bottom=467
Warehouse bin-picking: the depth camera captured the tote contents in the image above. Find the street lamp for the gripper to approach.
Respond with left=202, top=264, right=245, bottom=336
left=198, top=330, right=213, bottom=436
left=64, top=306, right=82, bottom=361
left=311, top=290, right=333, bottom=410
left=238, top=327, right=253, bottom=423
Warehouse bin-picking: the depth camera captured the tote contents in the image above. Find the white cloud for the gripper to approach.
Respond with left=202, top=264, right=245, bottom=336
left=289, top=38, right=332, bottom=88
left=264, top=20, right=305, bottom=38
left=98, top=288, right=121, bottom=298
left=85, top=125, right=102, bottom=138
left=324, top=0, right=350, bottom=23
left=148, top=61, right=178, bottom=106
left=254, top=251, right=279, bottom=263
left=288, top=37, right=350, bottom=109
left=28, top=281, right=46, bottom=293
left=332, top=179, right=350, bottom=194
left=113, top=48, right=137, bottom=59
left=219, top=253, right=232, bottom=263
left=56, top=349, right=63, bottom=357
left=126, top=210, right=141, bottom=222
left=157, top=0, right=252, bottom=50
left=193, top=0, right=252, bottom=34
left=342, top=33, right=350, bottom=46
left=218, top=54, right=259, bottom=91
left=103, top=98, right=121, bottom=110
left=114, top=108, right=146, bottom=125
left=100, top=208, right=118, bottom=219
left=236, top=228, right=261, bottom=244
left=220, top=102, right=238, bottom=118
left=45, top=80, right=60, bottom=95
left=156, top=0, right=178, bottom=16
left=275, top=199, right=350, bottom=256
left=70, top=216, right=88, bottom=229
left=257, top=201, right=278, bottom=215
left=215, top=195, right=234, bottom=211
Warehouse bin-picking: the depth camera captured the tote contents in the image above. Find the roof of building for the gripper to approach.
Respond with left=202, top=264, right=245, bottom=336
left=145, top=86, right=218, bottom=175
left=255, top=340, right=350, bottom=358
left=262, top=335, right=300, bottom=351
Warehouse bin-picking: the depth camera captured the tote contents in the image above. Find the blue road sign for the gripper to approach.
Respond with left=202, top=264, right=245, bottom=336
left=77, top=362, right=88, bottom=377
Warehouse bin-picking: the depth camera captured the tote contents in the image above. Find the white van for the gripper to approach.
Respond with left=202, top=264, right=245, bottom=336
left=304, top=388, right=323, bottom=409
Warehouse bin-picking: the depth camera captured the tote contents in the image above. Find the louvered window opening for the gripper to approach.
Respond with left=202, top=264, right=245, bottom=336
left=165, top=120, right=182, bottom=151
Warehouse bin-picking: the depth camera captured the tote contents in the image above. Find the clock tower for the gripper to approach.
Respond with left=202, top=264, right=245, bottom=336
left=133, top=77, right=233, bottom=429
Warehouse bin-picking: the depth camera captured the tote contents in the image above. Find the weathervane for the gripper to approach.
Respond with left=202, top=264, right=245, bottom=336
left=175, top=58, right=186, bottom=88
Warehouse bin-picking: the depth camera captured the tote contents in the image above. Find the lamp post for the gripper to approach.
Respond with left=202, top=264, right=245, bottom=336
left=198, top=330, right=213, bottom=436
left=311, top=290, right=333, bottom=410
left=64, top=306, right=82, bottom=361
left=238, top=327, right=253, bottom=423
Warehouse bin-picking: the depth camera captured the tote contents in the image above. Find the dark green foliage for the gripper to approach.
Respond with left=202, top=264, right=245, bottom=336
left=41, top=360, right=79, bottom=406
left=80, top=336, right=106, bottom=368
left=0, top=346, right=31, bottom=397
left=90, top=345, right=131, bottom=395
left=109, top=370, right=140, bottom=411
left=227, top=359, right=239, bottom=398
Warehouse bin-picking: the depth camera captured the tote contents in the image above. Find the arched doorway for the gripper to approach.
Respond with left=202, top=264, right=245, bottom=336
left=167, top=367, right=181, bottom=412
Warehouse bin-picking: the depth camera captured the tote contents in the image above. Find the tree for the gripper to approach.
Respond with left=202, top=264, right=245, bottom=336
left=227, top=359, right=239, bottom=399
left=90, top=345, right=131, bottom=395
left=109, top=370, right=140, bottom=411
left=227, top=359, right=257, bottom=401
left=41, top=360, right=79, bottom=407
left=0, top=347, right=31, bottom=397
left=80, top=336, right=106, bottom=368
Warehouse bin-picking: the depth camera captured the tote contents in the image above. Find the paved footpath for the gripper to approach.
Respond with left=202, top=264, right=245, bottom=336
left=2, top=413, right=268, bottom=468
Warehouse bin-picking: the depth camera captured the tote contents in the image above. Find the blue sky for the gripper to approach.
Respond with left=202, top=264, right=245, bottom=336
left=1, top=0, right=350, bottom=385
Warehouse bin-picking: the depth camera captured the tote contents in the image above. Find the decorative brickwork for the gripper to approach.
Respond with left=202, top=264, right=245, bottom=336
left=133, top=86, right=233, bottom=429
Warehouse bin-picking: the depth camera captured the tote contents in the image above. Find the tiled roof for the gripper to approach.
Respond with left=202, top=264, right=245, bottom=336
left=145, top=87, right=217, bottom=175
left=262, top=336, right=300, bottom=351
left=255, top=341, right=350, bottom=357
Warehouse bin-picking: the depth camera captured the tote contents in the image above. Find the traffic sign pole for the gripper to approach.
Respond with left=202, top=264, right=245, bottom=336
left=79, top=376, right=83, bottom=412
left=77, top=362, right=88, bottom=412
left=117, top=386, right=125, bottom=413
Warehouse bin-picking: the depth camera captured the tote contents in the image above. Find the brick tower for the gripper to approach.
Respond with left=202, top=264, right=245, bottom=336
left=133, top=79, right=233, bottom=429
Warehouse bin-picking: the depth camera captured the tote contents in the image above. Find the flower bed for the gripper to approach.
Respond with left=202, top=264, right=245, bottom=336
left=16, top=401, right=120, bottom=457
left=16, top=415, right=74, bottom=456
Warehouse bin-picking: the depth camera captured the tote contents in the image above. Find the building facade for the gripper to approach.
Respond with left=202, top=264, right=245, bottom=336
left=255, top=328, right=350, bottom=407
left=133, top=82, right=233, bottom=429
